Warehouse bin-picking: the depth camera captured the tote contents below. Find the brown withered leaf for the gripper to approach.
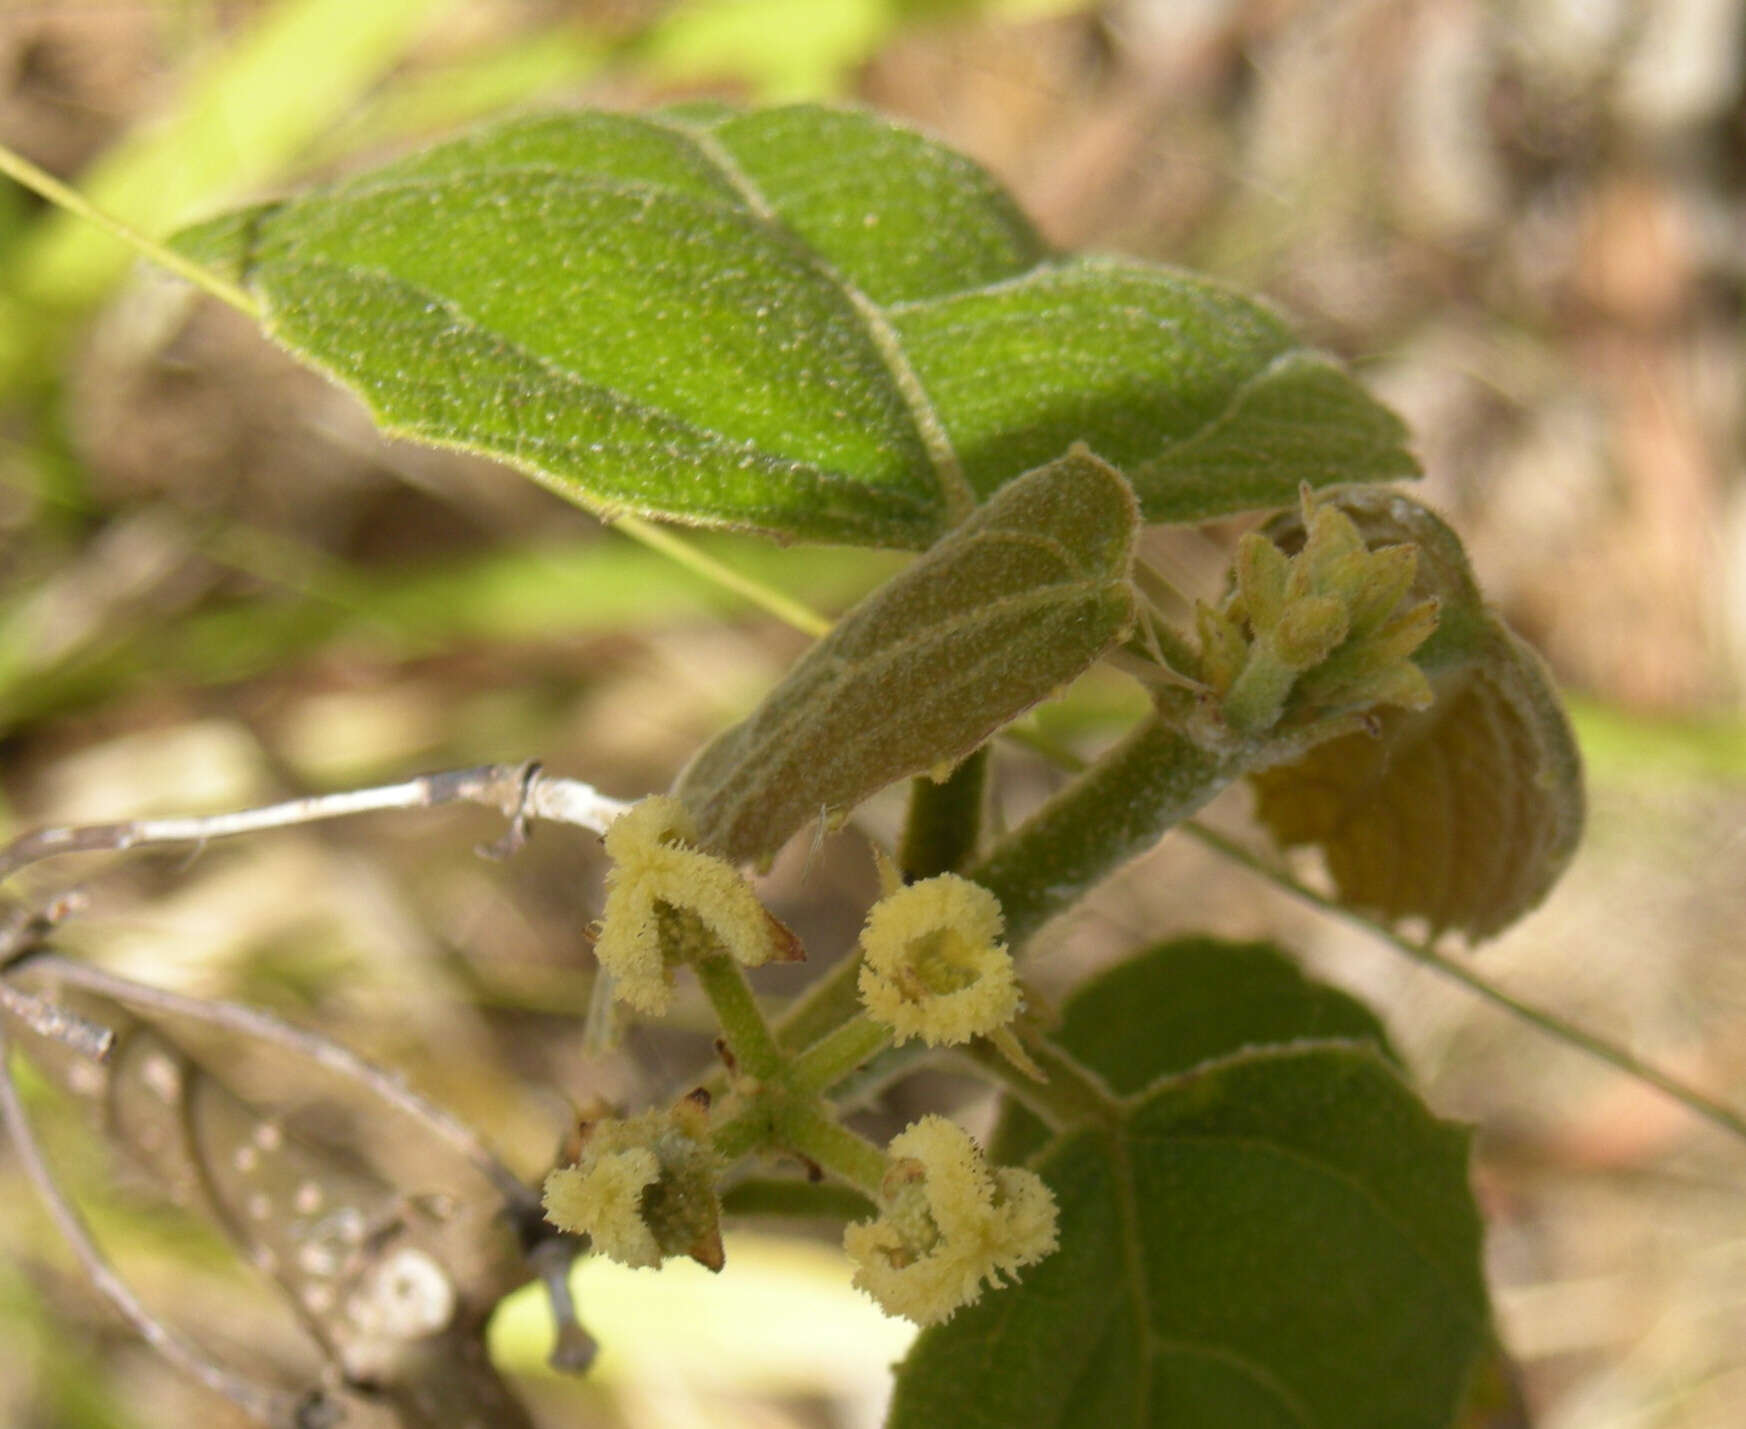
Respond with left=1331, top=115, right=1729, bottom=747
left=675, top=446, right=1139, bottom=863
left=1248, top=489, right=1583, bottom=941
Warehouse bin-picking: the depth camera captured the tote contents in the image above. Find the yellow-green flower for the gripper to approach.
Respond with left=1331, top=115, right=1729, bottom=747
left=595, top=795, right=800, bottom=1015
left=542, top=1096, right=723, bottom=1271
left=857, top=874, right=1019, bottom=1047
left=844, top=1115, right=1058, bottom=1326
left=1196, top=488, right=1438, bottom=737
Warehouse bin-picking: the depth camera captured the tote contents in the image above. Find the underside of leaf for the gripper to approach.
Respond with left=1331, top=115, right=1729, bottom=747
left=895, top=1042, right=1489, bottom=1429
left=673, top=447, right=1139, bottom=863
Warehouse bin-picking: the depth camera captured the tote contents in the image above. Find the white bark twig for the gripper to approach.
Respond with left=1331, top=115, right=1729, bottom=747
left=0, top=762, right=634, bottom=884
left=0, top=980, right=113, bottom=1060
left=0, top=764, right=613, bottom=1395
left=529, top=1232, right=598, bottom=1375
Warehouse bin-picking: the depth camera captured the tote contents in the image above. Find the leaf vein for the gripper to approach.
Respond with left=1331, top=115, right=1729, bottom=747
left=1146, top=1338, right=1318, bottom=1428
left=651, top=110, right=977, bottom=526
left=1122, top=1128, right=1485, bottom=1327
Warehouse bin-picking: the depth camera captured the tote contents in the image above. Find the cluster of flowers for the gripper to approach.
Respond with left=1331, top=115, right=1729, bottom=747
left=541, top=493, right=1436, bottom=1327
left=542, top=795, right=1057, bottom=1326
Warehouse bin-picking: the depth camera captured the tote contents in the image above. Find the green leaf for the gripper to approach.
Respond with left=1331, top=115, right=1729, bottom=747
left=893, top=1040, right=1489, bottom=1429
left=897, top=940, right=1488, bottom=1428
left=674, top=446, right=1138, bottom=862
left=991, top=937, right=1397, bottom=1166
left=1248, top=488, right=1585, bottom=940
left=172, top=104, right=1415, bottom=547
left=893, top=276, right=1416, bottom=524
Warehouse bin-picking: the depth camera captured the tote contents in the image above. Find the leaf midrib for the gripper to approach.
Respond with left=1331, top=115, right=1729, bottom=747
left=265, top=255, right=944, bottom=530
left=314, top=119, right=982, bottom=532
left=1146, top=1338, right=1316, bottom=1428
left=651, top=110, right=977, bottom=527
left=1124, top=1128, right=1485, bottom=1325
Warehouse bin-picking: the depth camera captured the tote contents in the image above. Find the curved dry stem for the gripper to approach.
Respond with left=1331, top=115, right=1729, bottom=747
left=1180, top=820, right=1746, bottom=1151
left=13, top=952, right=539, bottom=1214
left=0, top=138, right=258, bottom=317
left=0, top=1024, right=316, bottom=1428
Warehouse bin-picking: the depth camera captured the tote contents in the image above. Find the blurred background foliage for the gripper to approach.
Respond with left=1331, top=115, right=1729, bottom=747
left=2, top=1, right=1745, bottom=1426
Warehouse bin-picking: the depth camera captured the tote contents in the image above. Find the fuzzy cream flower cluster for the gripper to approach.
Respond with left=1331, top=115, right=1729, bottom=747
left=844, top=1115, right=1058, bottom=1326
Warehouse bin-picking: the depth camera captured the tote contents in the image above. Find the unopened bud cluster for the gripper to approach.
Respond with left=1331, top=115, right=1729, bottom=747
left=1195, top=489, right=1439, bottom=736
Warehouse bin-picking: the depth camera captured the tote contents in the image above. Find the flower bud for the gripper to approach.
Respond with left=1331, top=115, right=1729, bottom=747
left=1341, top=543, right=1419, bottom=636
left=1194, top=599, right=1249, bottom=694
left=1196, top=491, right=1440, bottom=737
left=1270, top=594, right=1349, bottom=670
left=1234, top=531, right=1289, bottom=629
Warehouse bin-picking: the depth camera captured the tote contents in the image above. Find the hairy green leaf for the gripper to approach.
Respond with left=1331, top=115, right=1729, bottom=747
left=1248, top=489, right=1584, bottom=940
left=895, top=1043, right=1488, bottom=1429
left=674, top=447, right=1138, bottom=862
left=899, top=941, right=1488, bottom=1428
left=991, top=936, right=1397, bottom=1166
left=172, top=105, right=1415, bottom=546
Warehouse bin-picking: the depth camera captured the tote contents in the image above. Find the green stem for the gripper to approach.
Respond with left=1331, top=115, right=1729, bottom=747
left=693, top=950, right=865, bottom=1108
left=720, top=1177, right=875, bottom=1222
left=959, top=1037, right=1119, bottom=1132
left=786, top=1012, right=893, bottom=1095
left=773, top=1099, right=888, bottom=1195
left=708, top=1101, right=775, bottom=1162
left=0, top=141, right=259, bottom=319
left=710, top=1089, right=888, bottom=1196
left=774, top=951, right=867, bottom=1052
left=898, top=746, right=988, bottom=879
left=1005, top=722, right=1746, bottom=1152
left=691, top=953, right=783, bottom=1081
left=823, top=1041, right=932, bottom=1109
left=967, top=715, right=1238, bottom=949
left=1182, top=820, right=1746, bottom=1149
